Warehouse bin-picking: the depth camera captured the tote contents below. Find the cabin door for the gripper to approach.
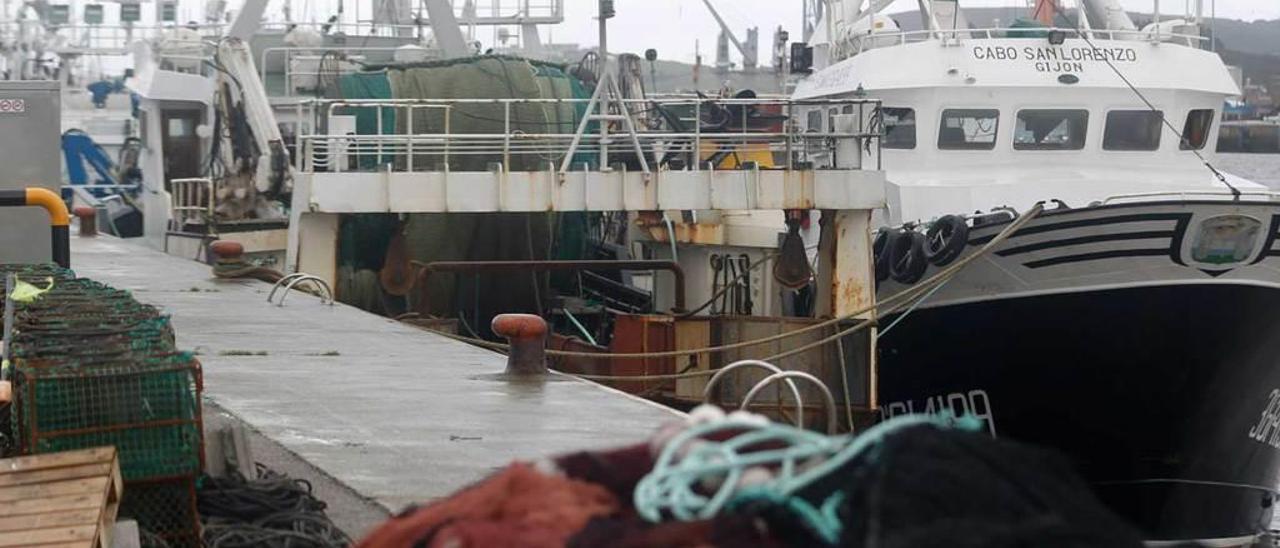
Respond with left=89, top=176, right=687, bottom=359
left=161, top=109, right=201, bottom=186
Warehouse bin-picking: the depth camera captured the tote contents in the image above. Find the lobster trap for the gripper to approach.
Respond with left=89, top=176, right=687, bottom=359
left=11, top=353, right=204, bottom=481
left=2, top=265, right=205, bottom=543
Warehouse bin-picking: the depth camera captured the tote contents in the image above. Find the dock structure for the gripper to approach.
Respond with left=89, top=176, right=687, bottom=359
left=286, top=95, right=887, bottom=321
left=69, top=236, right=681, bottom=515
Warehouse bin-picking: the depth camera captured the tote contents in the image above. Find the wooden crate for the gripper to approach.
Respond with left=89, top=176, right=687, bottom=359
left=0, top=447, right=123, bottom=548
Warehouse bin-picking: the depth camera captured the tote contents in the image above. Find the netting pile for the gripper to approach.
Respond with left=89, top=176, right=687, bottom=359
left=356, top=412, right=1149, bottom=548
left=2, top=264, right=203, bottom=547
left=331, top=57, right=596, bottom=328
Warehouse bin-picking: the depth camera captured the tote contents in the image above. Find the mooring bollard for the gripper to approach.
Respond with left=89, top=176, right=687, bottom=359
left=73, top=206, right=97, bottom=237
left=209, top=240, right=245, bottom=263
left=491, top=314, right=548, bottom=376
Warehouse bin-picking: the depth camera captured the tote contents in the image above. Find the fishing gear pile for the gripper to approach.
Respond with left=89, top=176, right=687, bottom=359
left=2, top=264, right=204, bottom=546
left=357, top=406, right=1146, bottom=547
left=198, top=463, right=351, bottom=548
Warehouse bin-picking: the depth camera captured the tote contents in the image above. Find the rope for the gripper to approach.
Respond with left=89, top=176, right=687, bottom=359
left=632, top=412, right=985, bottom=541
left=678, top=253, right=778, bottom=319
left=1047, top=4, right=1241, bottom=197
left=422, top=203, right=1045, bottom=364
left=198, top=464, right=351, bottom=548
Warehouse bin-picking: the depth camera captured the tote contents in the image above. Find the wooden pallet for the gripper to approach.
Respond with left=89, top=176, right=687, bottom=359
left=0, top=447, right=123, bottom=548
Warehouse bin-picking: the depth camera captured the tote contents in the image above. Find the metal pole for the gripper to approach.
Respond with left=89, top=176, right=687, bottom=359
left=694, top=101, right=702, bottom=170
left=598, top=0, right=611, bottom=170
left=598, top=1, right=608, bottom=81
left=2, top=273, right=14, bottom=379
left=503, top=101, right=511, bottom=169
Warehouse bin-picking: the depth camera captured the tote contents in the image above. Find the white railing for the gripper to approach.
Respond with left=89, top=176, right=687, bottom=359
left=0, top=23, right=224, bottom=55
left=170, top=177, right=214, bottom=228
left=835, top=26, right=1207, bottom=58
left=256, top=1, right=564, bottom=37
left=1102, top=190, right=1280, bottom=204
left=295, top=97, right=884, bottom=175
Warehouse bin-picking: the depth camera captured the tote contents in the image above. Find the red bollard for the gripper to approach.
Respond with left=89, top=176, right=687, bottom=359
left=73, top=206, right=97, bottom=237
left=491, top=314, right=548, bottom=376
left=209, top=240, right=245, bottom=262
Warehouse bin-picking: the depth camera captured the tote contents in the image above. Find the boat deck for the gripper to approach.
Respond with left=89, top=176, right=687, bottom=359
left=68, top=236, right=680, bottom=516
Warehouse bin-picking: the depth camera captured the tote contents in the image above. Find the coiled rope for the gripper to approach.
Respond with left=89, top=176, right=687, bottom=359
left=633, top=411, right=985, bottom=543
left=198, top=464, right=351, bottom=548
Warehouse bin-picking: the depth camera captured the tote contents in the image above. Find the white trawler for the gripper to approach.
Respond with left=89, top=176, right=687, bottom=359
left=793, top=0, right=1280, bottom=543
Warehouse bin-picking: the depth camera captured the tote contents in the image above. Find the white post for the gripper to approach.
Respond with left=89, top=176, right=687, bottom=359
left=598, top=0, right=611, bottom=169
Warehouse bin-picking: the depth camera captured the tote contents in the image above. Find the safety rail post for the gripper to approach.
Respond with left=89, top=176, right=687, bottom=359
left=407, top=104, right=415, bottom=172
left=444, top=106, right=453, bottom=173
left=503, top=101, right=512, bottom=169
left=694, top=101, right=702, bottom=171
left=0, top=188, right=71, bottom=268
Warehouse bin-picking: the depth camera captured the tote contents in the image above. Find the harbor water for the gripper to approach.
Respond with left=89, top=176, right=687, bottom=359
left=1217, top=153, right=1280, bottom=188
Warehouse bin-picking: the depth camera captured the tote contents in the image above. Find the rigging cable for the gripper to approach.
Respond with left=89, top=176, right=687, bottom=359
left=1048, top=3, right=1241, bottom=198
left=418, top=203, right=1045, bottom=369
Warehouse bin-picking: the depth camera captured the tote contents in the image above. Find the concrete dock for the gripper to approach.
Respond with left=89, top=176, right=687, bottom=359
left=69, top=236, right=681, bottom=537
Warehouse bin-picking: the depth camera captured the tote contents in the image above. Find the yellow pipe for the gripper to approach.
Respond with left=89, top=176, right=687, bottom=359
left=25, top=187, right=70, bottom=227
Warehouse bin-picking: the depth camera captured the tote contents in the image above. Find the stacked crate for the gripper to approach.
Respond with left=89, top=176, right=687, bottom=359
left=4, top=264, right=204, bottom=547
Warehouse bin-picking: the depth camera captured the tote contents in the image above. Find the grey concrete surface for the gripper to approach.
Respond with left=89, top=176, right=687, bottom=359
left=202, top=401, right=390, bottom=539
left=71, top=236, right=682, bottom=517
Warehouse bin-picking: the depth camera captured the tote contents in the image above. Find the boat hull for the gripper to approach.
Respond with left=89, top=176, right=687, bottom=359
left=879, top=275, right=1280, bottom=542
left=872, top=199, right=1280, bottom=542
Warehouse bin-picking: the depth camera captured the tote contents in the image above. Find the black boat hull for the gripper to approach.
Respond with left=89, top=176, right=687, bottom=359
left=878, top=282, right=1280, bottom=543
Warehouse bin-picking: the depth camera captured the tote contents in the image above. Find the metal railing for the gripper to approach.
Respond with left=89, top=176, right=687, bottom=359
left=1102, top=190, right=1280, bottom=204
left=170, top=177, right=214, bottom=228
left=296, top=96, right=884, bottom=174
left=259, top=46, right=441, bottom=98
left=0, top=23, right=223, bottom=55
left=254, top=0, right=565, bottom=38
left=835, top=26, right=1207, bottom=57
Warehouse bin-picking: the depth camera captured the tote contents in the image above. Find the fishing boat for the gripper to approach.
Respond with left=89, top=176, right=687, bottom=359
left=792, top=0, right=1280, bottom=543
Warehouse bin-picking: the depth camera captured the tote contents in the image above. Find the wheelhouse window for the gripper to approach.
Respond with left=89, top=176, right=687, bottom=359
left=938, top=109, right=999, bottom=150
left=1014, top=109, right=1088, bottom=150
left=1181, top=109, right=1215, bottom=150
left=806, top=110, right=823, bottom=132
left=881, top=107, right=916, bottom=149
left=1103, top=110, right=1163, bottom=151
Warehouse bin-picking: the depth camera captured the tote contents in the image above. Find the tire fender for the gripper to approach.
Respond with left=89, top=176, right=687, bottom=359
left=889, top=229, right=928, bottom=285
left=924, top=215, right=970, bottom=267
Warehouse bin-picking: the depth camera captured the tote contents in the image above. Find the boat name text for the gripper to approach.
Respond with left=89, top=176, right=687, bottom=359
left=883, top=389, right=996, bottom=436
left=1248, top=389, right=1280, bottom=449
left=971, top=45, right=1138, bottom=73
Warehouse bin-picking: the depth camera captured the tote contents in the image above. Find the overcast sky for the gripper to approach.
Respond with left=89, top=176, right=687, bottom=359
left=546, top=0, right=1280, bottom=63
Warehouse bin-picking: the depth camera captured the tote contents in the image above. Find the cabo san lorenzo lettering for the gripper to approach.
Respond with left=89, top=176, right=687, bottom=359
left=971, top=45, right=1137, bottom=72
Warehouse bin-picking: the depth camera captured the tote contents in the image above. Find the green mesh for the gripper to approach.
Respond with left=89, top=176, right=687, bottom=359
left=119, top=477, right=200, bottom=547
left=6, top=268, right=202, bottom=483
left=13, top=355, right=202, bottom=480
left=331, top=59, right=598, bottom=320
left=336, top=71, right=398, bottom=169
left=387, top=56, right=589, bottom=171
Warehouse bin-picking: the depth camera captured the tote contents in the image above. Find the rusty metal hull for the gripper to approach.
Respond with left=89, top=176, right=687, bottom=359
left=553, top=314, right=874, bottom=430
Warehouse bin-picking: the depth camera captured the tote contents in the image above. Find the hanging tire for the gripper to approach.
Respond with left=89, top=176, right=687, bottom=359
left=872, top=228, right=898, bottom=283
left=889, top=229, right=928, bottom=285
left=924, top=215, right=970, bottom=267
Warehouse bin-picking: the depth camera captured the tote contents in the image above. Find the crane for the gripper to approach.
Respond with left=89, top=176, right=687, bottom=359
left=700, top=0, right=758, bottom=70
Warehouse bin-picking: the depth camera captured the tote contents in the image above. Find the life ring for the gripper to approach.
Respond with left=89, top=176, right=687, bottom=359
left=924, top=215, right=970, bottom=266
left=872, top=227, right=898, bottom=283
left=889, top=229, right=928, bottom=284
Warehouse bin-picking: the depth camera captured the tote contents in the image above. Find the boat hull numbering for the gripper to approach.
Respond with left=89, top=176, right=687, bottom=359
left=877, top=199, right=1280, bottom=542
